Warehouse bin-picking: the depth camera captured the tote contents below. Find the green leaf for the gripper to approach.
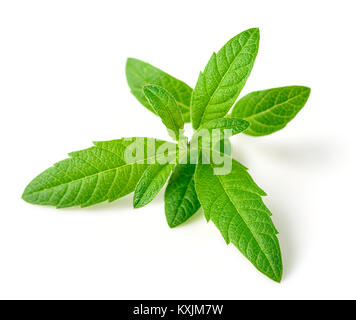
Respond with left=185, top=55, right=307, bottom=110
left=22, top=138, right=177, bottom=208
left=191, top=28, right=260, bottom=129
left=231, top=86, right=311, bottom=136
left=190, top=118, right=249, bottom=160
left=126, top=58, right=192, bottom=122
left=143, top=85, right=184, bottom=140
left=165, top=164, right=201, bottom=228
left=194, top=159, right=283, bottom=282
left=195, top=117, right=249, bottom=136
left=133, top=163, right=174, bottom=208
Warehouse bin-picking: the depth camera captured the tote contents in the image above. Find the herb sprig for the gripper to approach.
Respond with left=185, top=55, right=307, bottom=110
left=22, top=28, right=310, bottom=282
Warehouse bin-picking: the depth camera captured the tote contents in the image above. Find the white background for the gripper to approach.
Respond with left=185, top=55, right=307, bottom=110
left=0, top=0, right=355, bottom=299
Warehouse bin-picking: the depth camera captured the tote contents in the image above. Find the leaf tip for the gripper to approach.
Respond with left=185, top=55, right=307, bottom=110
left=271, top=270, right=283, bottom=283
left=125, top=57, right=136, bottom=66
left=250, top=27, right=260, bottom=37
left=133, top=197, right=144, bottom=209
left=273, top=277, right=282, bottom=283
left=21, top=191, right=30, bottom=203
left=166, top=217, right=180, bottom=228
left=304, top=86, right=311, bottom=97
left=266, top=258, right=283, bottom=283
left=21, top=185, right=36, bottom=205
left=167, top=221, right=176, bottom=228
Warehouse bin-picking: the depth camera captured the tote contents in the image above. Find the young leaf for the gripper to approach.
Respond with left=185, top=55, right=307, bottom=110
left=22, top=138, right=177, bottom=208
left=194, top=159, right=283, bottom=282
left=143, top=85, right=184, bottom=140
left=190, top=118, right=249, bottom=159
left=133, top=163, right=174, bottom=208
left=126, top=58, right=192, bottom=122
left=165, top=164, right=200, bottom=228
left=231, top=86, right=311, bottom=136
left=195, top=117, right=249, bottom=136
left=191, top=28, right=260, bottom=129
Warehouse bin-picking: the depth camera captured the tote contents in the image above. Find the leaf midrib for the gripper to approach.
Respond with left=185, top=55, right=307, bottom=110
left=176, top=101, right=190, bottom=111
